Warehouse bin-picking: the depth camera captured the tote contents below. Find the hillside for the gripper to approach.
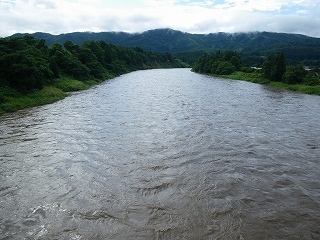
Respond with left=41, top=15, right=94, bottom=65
left=12, top=29, right=320, bottom=66
left=0, top=36, right=185, bottom=114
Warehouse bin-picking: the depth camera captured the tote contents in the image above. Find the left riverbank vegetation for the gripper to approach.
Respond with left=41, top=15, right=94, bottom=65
left=0, top=36, right=187, bottom=115
left=192, top=50, right=320, bottom=95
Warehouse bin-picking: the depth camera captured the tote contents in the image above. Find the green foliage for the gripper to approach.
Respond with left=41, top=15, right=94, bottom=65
left=55, top=77, right=92, bottom=92
left=211, top=61, right=222, bottom=74
left=174, top=50, right=207, bottom=66
left=263, top=52, right=286, bottom=81
left=0, top=35, right=185, bottom=114
left=0, top=37, right=54, bottom=92
left=260, top=53, right=318, bottom=88
left=230, top=56, right=241, bottom=70
left=269, top=82, right=320, bottom=95
left=304, top=76, right=320, bottom=86
left=193, top=50, right=241, bottom=75
left=49, top=43, right=91, bottom=80
left=216, top=71, right=269, bottom=84
left=193, top=49, right=320, bottom=96
left=0, top=86, right=66, bottom=113
left=240, top=66, right=254, bottom=73
left=283, top=65, right=306, bottom=84
left=215, top=61, right=236, bottom=75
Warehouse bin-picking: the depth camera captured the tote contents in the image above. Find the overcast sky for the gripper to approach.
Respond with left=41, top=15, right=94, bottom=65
left=1, top=0, right=319, bottom=38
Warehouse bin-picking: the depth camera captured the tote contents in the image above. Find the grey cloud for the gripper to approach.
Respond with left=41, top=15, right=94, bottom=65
left=187, top=11, right=320, bottom=38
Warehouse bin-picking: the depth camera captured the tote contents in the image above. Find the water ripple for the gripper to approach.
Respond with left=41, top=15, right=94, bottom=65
left=1, top=69, right=320, bottom=239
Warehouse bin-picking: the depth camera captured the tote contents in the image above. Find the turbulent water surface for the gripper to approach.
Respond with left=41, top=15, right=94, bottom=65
left=0, top=69, right=319, bottom=239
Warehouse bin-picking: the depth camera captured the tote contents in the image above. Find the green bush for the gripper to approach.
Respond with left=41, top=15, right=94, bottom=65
left=304, top=77, right=320, bottom=86
left=55, top=77, right=90, bottom=92
left=283, top=65, right=306, bottom=84
left=215, top=61, right=236, bottom=75
left=0, top=86, right=66, bottom=113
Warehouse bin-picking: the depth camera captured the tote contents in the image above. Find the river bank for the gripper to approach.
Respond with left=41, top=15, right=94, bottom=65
left=215, top=71, right=320, bottom=96
left=0, top=76, right=112, bottom=115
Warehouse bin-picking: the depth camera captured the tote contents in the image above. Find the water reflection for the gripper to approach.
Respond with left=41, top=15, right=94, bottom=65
left=0, top=69, right=319, bottom=239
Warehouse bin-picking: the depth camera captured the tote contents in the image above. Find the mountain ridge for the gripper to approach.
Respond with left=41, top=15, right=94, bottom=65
left=11, top=28, right=320, bottom=65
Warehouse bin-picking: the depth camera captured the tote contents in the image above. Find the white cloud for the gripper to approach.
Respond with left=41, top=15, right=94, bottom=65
left=0, top=0, right=319, bottom=37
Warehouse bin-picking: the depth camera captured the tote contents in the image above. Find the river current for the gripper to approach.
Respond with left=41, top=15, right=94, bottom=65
left=0, top=68, right=319, bottom=239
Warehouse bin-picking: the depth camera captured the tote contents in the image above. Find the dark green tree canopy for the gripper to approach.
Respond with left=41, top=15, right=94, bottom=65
left=215, top=61, right=236, bottom=75
left=193, top=50, right=242, bottom=75
left=0, top=37, right=53, bottom=92
left=263, top=52, right=286, bottom=81
left=0, top=36, right=184, bottom=93
left=283, top=65, right=306, bottom=84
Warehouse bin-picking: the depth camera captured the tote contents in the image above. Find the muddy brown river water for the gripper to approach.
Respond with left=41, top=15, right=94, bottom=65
left=0, top=68, right=319, bottom=239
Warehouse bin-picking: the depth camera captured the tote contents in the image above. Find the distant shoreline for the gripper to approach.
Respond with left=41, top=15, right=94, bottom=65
left=197, top=71, right=320, bottom=96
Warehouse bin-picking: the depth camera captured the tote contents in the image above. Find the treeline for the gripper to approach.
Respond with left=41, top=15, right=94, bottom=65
left=0, top=36, right=184, bottom=93
left=262, top=52, right=315, bottom=85
left=193, top=50, right=242, bottom=75
left=192, top=50, right=319, bottom=86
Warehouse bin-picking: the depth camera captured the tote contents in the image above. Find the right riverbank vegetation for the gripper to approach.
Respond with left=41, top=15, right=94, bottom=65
left=0, top=36, right=187, bottom=115
left=192, top=50, right=320, bottom=95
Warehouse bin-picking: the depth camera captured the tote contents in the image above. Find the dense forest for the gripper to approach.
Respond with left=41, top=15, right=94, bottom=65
left=13, top=29, right=320, bottom=66
left=0, top=36, right=185, bottom=114
left=193, top=50, right=242, bottom=75
left=192, top=50, right=320, bottom=91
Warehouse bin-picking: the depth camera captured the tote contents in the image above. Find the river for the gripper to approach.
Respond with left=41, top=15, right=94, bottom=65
left=0, top=68, right=319, bottom=239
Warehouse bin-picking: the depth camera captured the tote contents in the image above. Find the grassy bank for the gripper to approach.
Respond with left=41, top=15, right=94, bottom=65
left=0, top=75, right=115, bottom=115
left=217, top=71, right=320, bottom=96
left=268, top=81, right=320, bottom=95
left=0, top=86, right=66, bottom=115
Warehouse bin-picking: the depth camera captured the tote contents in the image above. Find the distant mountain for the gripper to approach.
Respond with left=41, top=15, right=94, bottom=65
left=12, top=29, right=320, bottom=65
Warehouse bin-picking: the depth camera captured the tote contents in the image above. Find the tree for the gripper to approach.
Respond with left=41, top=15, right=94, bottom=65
left=193, top=54, right=208, bottom=73
left=211, top=61, right=222, bottom=74
left=283, top=65, right=306, bottom=84
left=230, top=56, right=241, bottom=70
left=0, top=39, right=53, bottom=92
left=215, top=61, right=236, bottom=75
left=64, top=40, right=80, bottom=57
left=263, top=52, right=286, bottom=81
left=192, top=50, right=242, bottom=74
left=49, top=44, right=91, bottom=80
left=274, top=52, right=286, bottom=81
left=83, top=41, right=106, bottom=66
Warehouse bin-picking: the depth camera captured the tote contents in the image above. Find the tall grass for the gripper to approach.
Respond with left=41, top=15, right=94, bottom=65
left=269, top=82, right=320, bottom=95
left=0, top=76, right=114, bottom=115
left=55, top=77, right=93, bottom=92
left=217, top=71, right=270, bottom=84
left=0, top=86, right=66, bottom=114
